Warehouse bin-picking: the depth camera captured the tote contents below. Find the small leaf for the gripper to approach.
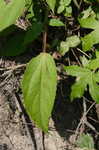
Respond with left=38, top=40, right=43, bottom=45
left=71, top=77, right=87, bottom=100
left=81, top=6, right=94, bottom=19
left=79, top=16, right=99, bottom=51
left=63, top=0, right=71, bottom=6
left=57, top=0, right=72, bottom=14
left=59, top=0, right=71, bottom=7
left=64, top=65, right=99, bottom=102
left=59, top=35, right=80, bottom=56
left=66, top=35, right=81, bottom=48
left=80, top=56, right=89, bottom=67
left=46, top=0, right=56, bottom=12
left=76, top=134, right=94, bottom=150
left=86, top=58, right=99, bottom=70
left=79, top=16, right=98, bottom=29
left=64, top=65, right=90, bottom=77
left=57, top=5, right=65, bottom=14
left=89, top=73, right=99, bottom=103
left=22, top=53, right=57, bottom=132
left=59, top=41, right=69, bottom=55
left=49, top=18, right=65, bottom=27
left=63, top=6, right=72, bottom=17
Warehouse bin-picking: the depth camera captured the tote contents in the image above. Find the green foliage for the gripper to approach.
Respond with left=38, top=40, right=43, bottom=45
left=0, top=0, right=25, bottom=31
left=1, top=0, right=99, bottom=135
left=21, top=53, right=57, bottom=132
left=64, top=56, right=99, bottom=102
left=57, top=0, right=72, bottom=16
left=59, top=35, right=81, bottom=55
left=46, top=0, right=56, bottom=12
left=79, top=15, right=99, bottom=51
left=76, top=134, right=94, bottom=150
left=49, top=18, right=65, bottom=26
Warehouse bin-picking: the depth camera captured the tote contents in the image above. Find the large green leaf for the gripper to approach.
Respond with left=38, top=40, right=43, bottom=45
left=0, top=0, right=25, bottom=31
left=79, top=16, right=99, bottom=51
left=22, top=53, right=57, bottom=132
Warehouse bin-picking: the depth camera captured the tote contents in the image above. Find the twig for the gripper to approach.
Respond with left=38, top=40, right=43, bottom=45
left=0, top=64, right=26, bottom=71
left=71, top=49, right=82, bottom=66
left=76, top=48, right=91, bottom=59
left=74, top=98, right=97, bottom=141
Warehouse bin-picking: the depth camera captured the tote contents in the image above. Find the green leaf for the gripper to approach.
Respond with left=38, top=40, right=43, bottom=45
left=0, top=0, right=25, bottom=31
left=94, top=71, right=99, bottom=82
left=49, top=18, right=65, bottom=27
left=57, top=0, right=72, bottom=14
left=71, top=76, right=87, bottom=100
left=76, top=134, right=94, bottom=150
left=79, top=17, right=98, bottom=29
left=62, top=0, right=71, bottom=6
left=89, top=73, right=99, bottom=103
left=64, top=65, right=90, bottom=77
left=80, top=6, right=95, bottom=19
left=66, top=35, right=81, bottom=47
left=79, top=16, right=99, bottom=51
left=86, top=58, right=99, bottom=70
left=59, top=35, right=80, bottom=56
left=23, top=22, right=43, bottom=45
left=22, top=53, right=57, bottom=132
left=80, top=56, right=89, bottom=67
left=46, top=0, right=56, bottom=12
left=57, top=5, right=65, bottom=14
left=96, top=50, right=99, bottom=58
left=63, top=6, right=72, bottom=17
left=59, top=41, right=69, bottom=55
left=25, top=0, right=32, bottom=6
left=64, top=65, right=99, bottom=102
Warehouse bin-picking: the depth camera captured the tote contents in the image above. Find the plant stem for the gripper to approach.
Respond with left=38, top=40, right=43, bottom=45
left=43, top=29, right=47, bottom=53
left=42, top=9, right=49, bottom=53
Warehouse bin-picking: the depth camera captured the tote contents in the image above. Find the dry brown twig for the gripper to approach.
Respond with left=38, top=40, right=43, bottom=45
left=73, top=98, right=98, bottom=142
left=0, top=64, right=26, bottom=71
